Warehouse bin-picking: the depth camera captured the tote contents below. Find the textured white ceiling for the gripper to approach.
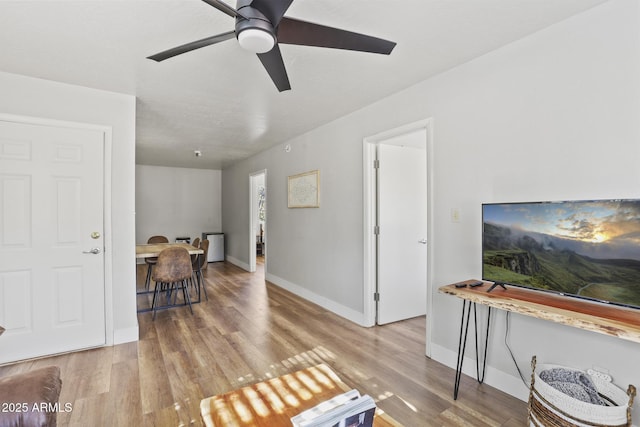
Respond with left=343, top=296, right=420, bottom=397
left=0, top=0, right=607, bottom=169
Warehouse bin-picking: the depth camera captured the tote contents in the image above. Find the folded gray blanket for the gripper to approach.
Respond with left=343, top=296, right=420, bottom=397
left=539, top=368, right=606, bottom=406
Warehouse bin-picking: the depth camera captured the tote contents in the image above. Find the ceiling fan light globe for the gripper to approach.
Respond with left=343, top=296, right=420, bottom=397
left=238, top=28, right=275, bottom=54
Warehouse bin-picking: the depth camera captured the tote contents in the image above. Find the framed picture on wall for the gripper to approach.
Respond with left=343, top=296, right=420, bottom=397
left=288, top=170, right=320, bottom=208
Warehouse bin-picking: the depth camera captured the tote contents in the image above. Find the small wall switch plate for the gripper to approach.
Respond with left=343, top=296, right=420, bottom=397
left=451, top=208, right=461, bottom=223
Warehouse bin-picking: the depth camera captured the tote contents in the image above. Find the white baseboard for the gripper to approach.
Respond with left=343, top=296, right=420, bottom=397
left=265, top=273, right=368, bottom=327
left=430, top=343, right=530, bottom=402
left=113, top=325, right=139, bottom=345
left=226, top=255, right=250, bottom=272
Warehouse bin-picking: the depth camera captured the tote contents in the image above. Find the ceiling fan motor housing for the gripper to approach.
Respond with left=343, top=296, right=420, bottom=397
left=235, top=1, right=276, bottom=53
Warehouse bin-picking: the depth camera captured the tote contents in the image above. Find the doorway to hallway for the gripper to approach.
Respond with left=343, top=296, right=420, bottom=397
left=249, top=170, right=267, bottom=274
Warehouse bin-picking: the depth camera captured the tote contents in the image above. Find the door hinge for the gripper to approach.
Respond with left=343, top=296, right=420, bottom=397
left=374, top=292, right=380, bottom=302
left=374, top=225, right=380, bottom=235
left=373, top=159, right=380, bottom=169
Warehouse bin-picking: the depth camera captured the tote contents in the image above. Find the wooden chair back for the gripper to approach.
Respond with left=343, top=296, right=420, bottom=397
left=147, top=235, right=169, bottom=244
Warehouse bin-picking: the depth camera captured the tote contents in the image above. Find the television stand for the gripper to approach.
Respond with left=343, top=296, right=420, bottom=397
left=486, top=282, right=507, bottom=293
left=439, top=280, right=640, bottom=400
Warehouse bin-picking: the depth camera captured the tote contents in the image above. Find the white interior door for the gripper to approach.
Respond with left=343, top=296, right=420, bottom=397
left=0, top=119, right=105, bottom=364
left=377, top=132, right=427, bottom=324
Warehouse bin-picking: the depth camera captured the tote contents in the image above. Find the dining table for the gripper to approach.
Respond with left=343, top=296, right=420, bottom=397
left=136, top=242, right=203, bottom=259
left=136, top=242, right=205, bottom=313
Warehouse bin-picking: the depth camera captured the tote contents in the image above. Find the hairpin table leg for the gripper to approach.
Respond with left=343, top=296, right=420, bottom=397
left=453, top=301, right=492, bottom=399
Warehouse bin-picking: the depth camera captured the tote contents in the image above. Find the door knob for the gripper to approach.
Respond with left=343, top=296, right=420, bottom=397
left=83, top=248, right=101, bottom=254
left=418, top=239, right=427, bottom=244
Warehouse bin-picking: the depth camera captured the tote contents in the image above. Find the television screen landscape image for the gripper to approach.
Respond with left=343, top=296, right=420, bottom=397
left=482, top=199, right=640, bottom=310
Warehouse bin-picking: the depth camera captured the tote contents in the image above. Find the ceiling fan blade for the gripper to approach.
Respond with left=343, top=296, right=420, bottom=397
left=249, top=0, right=294, bottom=26
left=257, top=45, right=291, bottom=92
left=277, top=17, right=396, bottom=55
left=148, top=31, right=236, bottom=62
left=201, top=0, right=249, bottom=20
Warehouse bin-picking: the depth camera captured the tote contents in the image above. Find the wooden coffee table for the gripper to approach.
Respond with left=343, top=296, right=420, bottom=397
left=200, top=364, right=402, bottom=426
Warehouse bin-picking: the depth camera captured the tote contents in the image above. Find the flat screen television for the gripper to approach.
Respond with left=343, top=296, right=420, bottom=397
left=482, top=199, right=640, bottom=310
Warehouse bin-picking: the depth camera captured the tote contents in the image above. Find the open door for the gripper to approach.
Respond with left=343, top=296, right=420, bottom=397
left=376, top=130, right=428, bottom=324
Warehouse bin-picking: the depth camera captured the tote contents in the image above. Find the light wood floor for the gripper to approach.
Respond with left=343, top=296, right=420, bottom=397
left=0, top=259, right=527, bottom=426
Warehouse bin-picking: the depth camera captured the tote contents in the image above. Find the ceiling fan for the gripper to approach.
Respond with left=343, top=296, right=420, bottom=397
left=148, top=0, right=396, bottom=92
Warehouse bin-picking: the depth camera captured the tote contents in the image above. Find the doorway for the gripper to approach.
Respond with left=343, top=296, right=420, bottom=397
left=249, top=170, right=266, bottom=273
left=363, top=119, right=434, bottom=355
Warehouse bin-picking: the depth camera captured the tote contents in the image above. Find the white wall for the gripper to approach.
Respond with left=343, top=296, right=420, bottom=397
left=222, top=0, right=640, bottom=419
left=0, top=71, right=138, bottom=344
left=135, top=165, right=222, bottom=245
left=422, top=0, right=640, bottom=410
left=223, top=128, right=368, bottom=322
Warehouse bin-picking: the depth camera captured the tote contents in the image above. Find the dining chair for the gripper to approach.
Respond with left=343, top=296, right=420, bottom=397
left=189, top=237, right=201, bottom=292
left=144, top=235, right=169, bottom=290
left=192, top=239, right=209, bottom=301
left=150, top=247, right=193, bottom=319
